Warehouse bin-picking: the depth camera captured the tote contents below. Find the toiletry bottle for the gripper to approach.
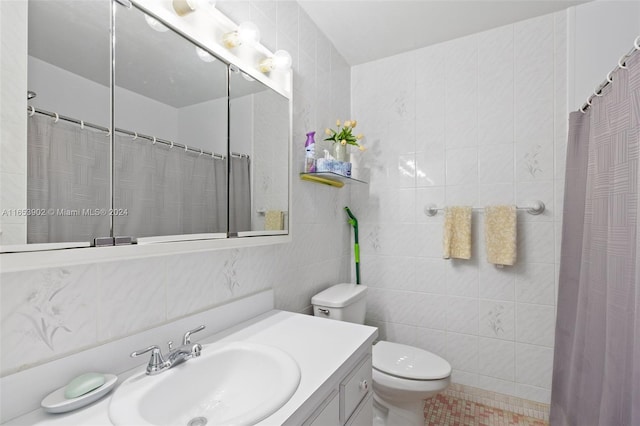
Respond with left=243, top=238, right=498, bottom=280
left=305, top=131, right=316, bottom=172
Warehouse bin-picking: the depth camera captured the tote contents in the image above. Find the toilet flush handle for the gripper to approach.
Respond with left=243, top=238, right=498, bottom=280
left=318, top=308, right=330, bottom=315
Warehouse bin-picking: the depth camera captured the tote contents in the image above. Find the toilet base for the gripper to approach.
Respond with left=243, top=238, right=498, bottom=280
left=373, top=393, right=425, bottom=426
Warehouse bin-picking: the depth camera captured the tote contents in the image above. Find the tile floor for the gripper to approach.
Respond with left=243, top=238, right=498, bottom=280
left=424, top=394, right=549, bottom=426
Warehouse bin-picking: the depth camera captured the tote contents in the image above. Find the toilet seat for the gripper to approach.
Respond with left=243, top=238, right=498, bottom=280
left=373, top=341, right=451, bottom=380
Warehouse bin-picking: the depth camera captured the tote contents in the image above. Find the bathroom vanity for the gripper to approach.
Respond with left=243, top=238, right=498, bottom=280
left=0, top=291, right=377, bottom=425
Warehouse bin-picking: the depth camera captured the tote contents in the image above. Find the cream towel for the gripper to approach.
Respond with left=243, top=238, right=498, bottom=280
left=443, top=206, right=472, bottom=260
left=264, top=210, right=284, bottom=231
left=484, top=205, right=517, bottom=266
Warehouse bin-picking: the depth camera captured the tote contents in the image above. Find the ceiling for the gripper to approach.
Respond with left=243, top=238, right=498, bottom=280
left=298, top=0, right=591, bottom=65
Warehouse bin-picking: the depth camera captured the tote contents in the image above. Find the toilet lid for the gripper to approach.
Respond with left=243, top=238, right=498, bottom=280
left=373, top=341, right=451, bottom=380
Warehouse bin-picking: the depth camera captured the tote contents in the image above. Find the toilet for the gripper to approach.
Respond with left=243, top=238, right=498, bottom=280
left=312, top=283, right=451, bottom=426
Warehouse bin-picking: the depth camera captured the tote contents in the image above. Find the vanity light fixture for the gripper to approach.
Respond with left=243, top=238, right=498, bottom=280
left=258, top=50, right=292, bottom=73
left=222, top=21, right=261, bottom=49
left=172, top=0, right=216, bottom=17
left=144, top=14, right=169, bottom=32
left=195, top=46, right=216, bottom=62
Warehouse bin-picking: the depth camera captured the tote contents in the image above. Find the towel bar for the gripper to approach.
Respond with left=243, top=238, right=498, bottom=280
left=424, top=201, right=545, bottom=217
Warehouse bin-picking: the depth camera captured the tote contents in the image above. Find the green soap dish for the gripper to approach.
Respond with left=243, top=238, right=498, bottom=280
left=41, top=373, right=118, bottom=414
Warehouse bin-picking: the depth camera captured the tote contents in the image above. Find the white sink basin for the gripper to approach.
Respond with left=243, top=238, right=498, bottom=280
left=109, top=341, right=301, bottom=426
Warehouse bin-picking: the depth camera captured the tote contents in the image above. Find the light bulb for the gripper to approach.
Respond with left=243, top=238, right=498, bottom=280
left=223, top=22, right=260, bottom=49
left=195, top=46, right=216, bottom=63
left=172, top=0, right=198, bottom=16
left=272, top=50, right=292, bottom=70
left=144, top=14, right=169, bottom=32
left=258, top=50, right=292, bottom=73
left=237, top=21, right=260, bottom=47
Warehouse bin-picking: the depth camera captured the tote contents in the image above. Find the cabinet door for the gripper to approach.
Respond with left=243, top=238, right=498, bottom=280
left=305, top=390, right=340, bottom=426
left=345, top=393, right=373, bottom=426
left=340, top=355, right=372, bottom=423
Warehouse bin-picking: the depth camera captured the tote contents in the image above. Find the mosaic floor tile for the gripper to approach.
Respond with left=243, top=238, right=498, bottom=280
left=424, top=394, right=549, bottom=426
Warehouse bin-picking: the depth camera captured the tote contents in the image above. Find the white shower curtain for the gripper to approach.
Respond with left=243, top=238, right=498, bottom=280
left=113, top=133, right=227, bottom=238
left=550, top=50, right=640, bottom=425
left=27, top=114, right=111, bottom=243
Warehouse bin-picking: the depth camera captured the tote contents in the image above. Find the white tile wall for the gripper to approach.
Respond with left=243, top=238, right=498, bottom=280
left=353, top=11, right=567, bottom=404
left=0, top=0, right=353, bottom=376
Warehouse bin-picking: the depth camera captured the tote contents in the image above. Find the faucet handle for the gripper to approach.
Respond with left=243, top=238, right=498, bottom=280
left=131, top=345, right=167, bottom=375
left=183, top=325, right=205, bottom=345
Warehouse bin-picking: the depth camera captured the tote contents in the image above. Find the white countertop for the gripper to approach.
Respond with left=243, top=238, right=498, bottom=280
left=5, top=310, right=378, bottom=426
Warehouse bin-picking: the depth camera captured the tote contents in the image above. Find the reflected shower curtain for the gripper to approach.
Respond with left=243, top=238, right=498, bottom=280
left=114, top=133, right=227, bottom=237
left=550, top=52, right=639, bottom=424
left=229, top=156, right=251, bottom=233
left=27, top=115, right=110, bottom=243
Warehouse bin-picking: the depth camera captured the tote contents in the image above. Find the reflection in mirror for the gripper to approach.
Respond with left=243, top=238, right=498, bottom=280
left=113, top=4, right=229, bottom=242
left=22, top=0, right=111, bottom=247
left=229, top=70, right=290, bottom=236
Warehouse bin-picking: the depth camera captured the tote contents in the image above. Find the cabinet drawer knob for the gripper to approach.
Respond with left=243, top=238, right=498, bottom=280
left=359, top=380, right=368, bottom=391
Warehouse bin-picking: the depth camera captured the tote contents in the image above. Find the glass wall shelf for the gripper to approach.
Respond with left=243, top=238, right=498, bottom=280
left=299, top=172, right=368, bottom=188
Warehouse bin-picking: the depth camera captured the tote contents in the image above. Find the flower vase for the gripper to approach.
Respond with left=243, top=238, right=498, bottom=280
left=333, top=143, right=348, bottom=162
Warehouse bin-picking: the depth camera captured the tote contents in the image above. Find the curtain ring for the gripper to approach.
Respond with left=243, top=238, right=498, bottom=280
left=199, top=149, right=203, bottom=156
left=635, top=35, right=640, bottom=50
left=618, top=55, right=628, bottom=69
left=606, top=70, right=614, bottom=83
left=580, top=104, right=587, bottom=113
left=170, top=140, right=174, bottom=148
left=132, top=132, right=138, bottom=140
left=185, top=144, right=188, bottom=152
left=105, top=128, right=111, bottom=136
left=53, top=112, right=59, bottom=123
left=28, top=106, right=35, bottom=117
left=80, top=120, right=85, bottom=129
left=594, top=87, right=603, bottom=97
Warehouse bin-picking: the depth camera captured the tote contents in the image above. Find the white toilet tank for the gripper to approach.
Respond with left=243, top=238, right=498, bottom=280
left=311, top=283, right=367, bottom=324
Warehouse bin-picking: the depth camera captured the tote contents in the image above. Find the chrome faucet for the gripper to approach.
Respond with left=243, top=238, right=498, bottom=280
left=131, top=325, right=205, bottom=375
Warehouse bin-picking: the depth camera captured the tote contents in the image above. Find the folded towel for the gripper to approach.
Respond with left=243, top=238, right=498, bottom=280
left=265, top=210, right=284, bottom=230
left=484, top=205, right=517, bottom=266
left=443, top=206, right=472, bottom=259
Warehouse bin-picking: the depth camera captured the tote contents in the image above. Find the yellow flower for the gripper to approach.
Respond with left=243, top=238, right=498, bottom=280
left=341, top=139, right=347, bottom=146
left=325, top=128, right=332, bottom=136
left=344, top=120, right=352, bottom=128
left=356, top=133, right=364, bottom=140
left=336, top=119, right=341, bottom=127
left=351, top=120, right=357, bottom=128
left=359, top=145, right=366, bottom=151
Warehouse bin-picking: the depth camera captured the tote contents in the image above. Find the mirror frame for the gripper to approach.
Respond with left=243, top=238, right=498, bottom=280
left=0, top=0, right=292, bottom=270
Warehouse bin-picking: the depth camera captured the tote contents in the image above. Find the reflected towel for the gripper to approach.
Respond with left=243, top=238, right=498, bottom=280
left=265, top=210, right=284, bottom=231
left=484, top=205, right=517, bottom=266
left=443, top=206, right=472, bottom=259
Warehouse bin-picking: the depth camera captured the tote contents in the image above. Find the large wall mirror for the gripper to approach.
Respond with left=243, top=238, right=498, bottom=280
left=229, top=69, right=290, bottom=237
left=2, top=0, right=290, bottom=253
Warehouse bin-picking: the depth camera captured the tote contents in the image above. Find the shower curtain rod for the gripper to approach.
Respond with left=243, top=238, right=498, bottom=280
left=26, top=105, right=227, bottom=160
left=579, top=35, right=640, bottom=113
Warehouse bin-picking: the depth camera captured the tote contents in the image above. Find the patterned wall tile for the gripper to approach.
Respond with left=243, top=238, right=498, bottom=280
left=479, top=299, right=515, bottom=340
left=0, top=265, right=98, bottom=374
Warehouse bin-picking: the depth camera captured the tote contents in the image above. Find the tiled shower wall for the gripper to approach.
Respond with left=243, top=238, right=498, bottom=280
left=0, top=0, right=352, bottom=376
left=351, top=12, right=568, bottom=404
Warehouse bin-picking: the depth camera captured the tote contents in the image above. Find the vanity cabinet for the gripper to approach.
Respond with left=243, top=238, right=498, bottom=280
left=304, top=354, right=373, bottom=426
